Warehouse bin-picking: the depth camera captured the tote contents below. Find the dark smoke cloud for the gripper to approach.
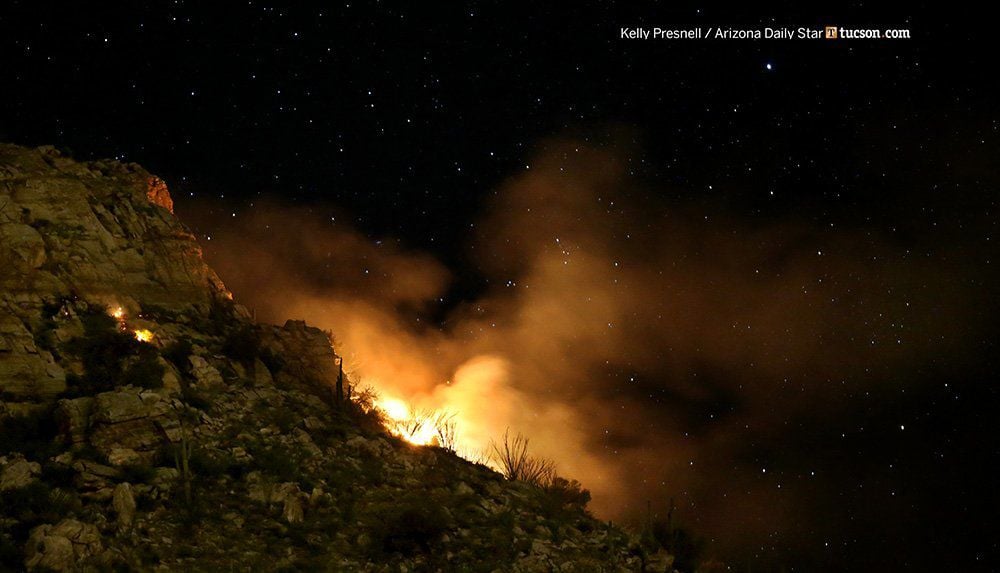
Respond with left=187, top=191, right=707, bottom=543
left=185, top=138, right=993, bottom=565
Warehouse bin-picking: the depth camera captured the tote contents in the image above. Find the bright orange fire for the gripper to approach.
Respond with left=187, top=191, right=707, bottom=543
left=351, top=357, right=515, bottom=461
left=379, top=397, right=410, bottom=421
left=376, top=397, right=441, bottom=446
left=133, top=329, right=154, bottom=343
left=108, top=306, right=154, bottom=343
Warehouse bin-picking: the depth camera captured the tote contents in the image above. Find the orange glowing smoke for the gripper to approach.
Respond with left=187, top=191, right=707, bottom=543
left=352, top=356, right=537, bottom=473
left=188, top=137, right=997, bottom=560
left=378, top=397, right=410, bottom=421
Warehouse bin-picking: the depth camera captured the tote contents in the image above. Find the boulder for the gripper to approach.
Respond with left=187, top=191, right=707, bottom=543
left=150, top=467, right=179, bottom=493
left=188, top=355, right=224, bottom=387
left=107, top=447, right=142, bottom=466
left=158, top=356, right=183, bottom=393
left=0, top=455, right=41, bottom=491
left=245, top=471, right=271, bottom=503
left=246, top=477, right=306, bottom=523
left=283, top=494, right=305, bottom=524
left=92, top=389, right=163, bottom=425
left=87, top=389, right=173, bottom=461
left=72, top=460, right=120, bottom=493
left=112, top=482, right=137, bottom=529
left=253, top=357, right=273, bottom=386
left=25, top=519, right=103, bottom=571
left=0, top=222, right=47, bottom=270
left=259, top=320, right=339, bottom=390
left=55, top=396, right=94, bottom=445
left=24, top=531, right=74, bottom=572
left=0, top=310, right=67, bottom=399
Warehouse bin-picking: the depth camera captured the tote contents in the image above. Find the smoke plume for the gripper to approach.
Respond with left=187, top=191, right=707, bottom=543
left=186, top=138, right=991, bottom=563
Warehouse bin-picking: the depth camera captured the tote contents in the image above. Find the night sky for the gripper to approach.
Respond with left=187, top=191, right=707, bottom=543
left=2, top=3, right=998, bottom=572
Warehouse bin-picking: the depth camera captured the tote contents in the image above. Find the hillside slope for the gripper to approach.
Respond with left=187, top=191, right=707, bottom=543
left=0, top=144, right=676, bottom=572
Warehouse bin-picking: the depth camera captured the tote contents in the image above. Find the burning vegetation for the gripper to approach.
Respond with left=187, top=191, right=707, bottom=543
left=346, top=380, right=577, bottom=494
left=133, top=328, right=154, bottom=343
left=109, top=305, right=156, bottom=343
left=349, top=387, right=455, bottom=449
left=372, top=397, right=457, bottom=449
left=65, top=299, right=590, bottom=523
left=42, top=301, right=168, bottom=397
left=1, top=296, right=635, bottom=571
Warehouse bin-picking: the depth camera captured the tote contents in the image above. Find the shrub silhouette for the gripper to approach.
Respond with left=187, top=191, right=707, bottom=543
left=652, top=520, right=704, bottom=572
left=365, top=493, right=454, bottom=557
left=346, top=384, right=389, bottom=433
left=435, top=414, right=458, bottom=452
left=488, top=428, right=556, bottom=486
left=544, top=476, right=591, bottom=510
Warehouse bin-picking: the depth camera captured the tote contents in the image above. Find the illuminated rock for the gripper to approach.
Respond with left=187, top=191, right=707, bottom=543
left=0, top=143, right=230, bottom=404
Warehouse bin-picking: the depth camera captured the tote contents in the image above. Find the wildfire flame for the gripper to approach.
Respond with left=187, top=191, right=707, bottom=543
left=133, top=329, right=154, bottom=343
left=376, top=397, right=442, bottom=446
left=108, top=306, right=155, bottom=343
left=379, top=397, right=410, bottom=421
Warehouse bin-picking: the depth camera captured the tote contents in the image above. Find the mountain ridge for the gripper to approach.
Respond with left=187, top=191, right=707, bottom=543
left=0, top=144, right=677, bottom=572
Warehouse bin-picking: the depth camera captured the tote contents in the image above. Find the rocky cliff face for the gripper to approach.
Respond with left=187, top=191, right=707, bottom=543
left=0, top=145, right=675, bottom=572
left=1, top=144, right=228, bottom=403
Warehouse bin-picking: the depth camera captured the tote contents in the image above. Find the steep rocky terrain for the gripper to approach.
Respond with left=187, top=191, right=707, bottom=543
left=0, top=144, right=676, bottom=572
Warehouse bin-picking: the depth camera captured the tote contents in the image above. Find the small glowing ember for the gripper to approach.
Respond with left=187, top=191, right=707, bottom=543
left=133, top=329, right=154, bottom=343
left=111, top=306, right=126, bottom=321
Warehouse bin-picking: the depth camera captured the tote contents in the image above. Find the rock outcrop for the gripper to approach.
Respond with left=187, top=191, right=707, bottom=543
left=0, top=145, right=676, bottom=572
left=24, top=519, right=103, bottom=571
left=0, top=144, right=230, bottom=405
left=0, top=455, right=41, bottom=491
